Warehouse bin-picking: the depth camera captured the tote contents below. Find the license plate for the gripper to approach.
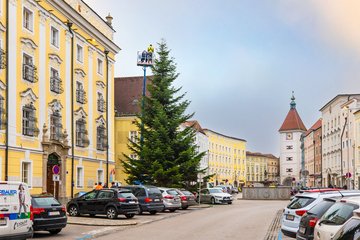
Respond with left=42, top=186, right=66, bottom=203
left=286, top=214, right=294, bottom=221
left=129, top=201, right=135, bottom=204
left=48, top=211, right=60, bottom=216
left=299, top=226, right=306, bottom=234
left=154, top=199, right=160, bottom=202
left=0, top=218, right=6, bottom=225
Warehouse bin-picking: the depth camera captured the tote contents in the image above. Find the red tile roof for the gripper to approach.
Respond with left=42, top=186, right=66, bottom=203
left=182, top=120, right=206, bottom=134
left=114, top=76, right=152, bottom=116
left=305, top=118, right=322, bottom=136
left=279, top=108, right=307, bottom=132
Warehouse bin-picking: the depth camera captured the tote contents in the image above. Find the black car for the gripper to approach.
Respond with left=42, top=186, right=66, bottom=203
left=121, top=185, right=164, bottom=215
left=67, top=188, right=139, bottom=219
left=31, top=194, right=67, bottom=235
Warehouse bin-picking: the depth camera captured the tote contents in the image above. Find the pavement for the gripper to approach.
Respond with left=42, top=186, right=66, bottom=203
left=264, top=208, right=293, bottom=240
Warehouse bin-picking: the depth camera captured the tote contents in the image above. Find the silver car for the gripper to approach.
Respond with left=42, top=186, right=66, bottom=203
left=158, top=187, right=181, bottom=212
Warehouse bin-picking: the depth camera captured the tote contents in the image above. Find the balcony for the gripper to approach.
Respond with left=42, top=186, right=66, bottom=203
left=76, top=89, right=87, bottom=104
left=0, top=49, right=6, bottom=69
left=23, top=63, right=38, bottom=83
left=50, top=76, right=64, bottom=94
left=97, top=98, right=106, bottom=112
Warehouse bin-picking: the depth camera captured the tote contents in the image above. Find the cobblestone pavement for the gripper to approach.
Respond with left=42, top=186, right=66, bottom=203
left=264, top=209, right=293, bottom=240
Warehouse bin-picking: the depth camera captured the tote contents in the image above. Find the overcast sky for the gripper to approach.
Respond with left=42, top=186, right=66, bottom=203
left=86, top=0, right=360, bottom=156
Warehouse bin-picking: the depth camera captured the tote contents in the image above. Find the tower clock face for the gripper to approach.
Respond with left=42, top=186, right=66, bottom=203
left=286, top=133, right=293, bottom=140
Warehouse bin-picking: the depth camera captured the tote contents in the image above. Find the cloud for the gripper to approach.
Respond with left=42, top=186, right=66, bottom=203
left=276, top=1, right=360, bottom=56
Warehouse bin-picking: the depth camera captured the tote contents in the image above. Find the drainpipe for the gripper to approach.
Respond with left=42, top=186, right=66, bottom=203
left=4, top=0, right=9, bottom=181
left=341, top=116, right=347, bottom=188
left=104, top=50, right=109, bottom=187
left=67, top=22, right=74, bottom=198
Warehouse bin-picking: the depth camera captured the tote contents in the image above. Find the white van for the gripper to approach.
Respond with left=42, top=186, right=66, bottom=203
left=0, top=181, right=33, bottom=240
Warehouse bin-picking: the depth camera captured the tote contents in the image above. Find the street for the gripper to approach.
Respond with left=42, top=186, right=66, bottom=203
left=33, top=198, right=288, bottom=240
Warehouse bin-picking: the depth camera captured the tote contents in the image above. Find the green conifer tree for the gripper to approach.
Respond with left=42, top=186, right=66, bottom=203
left=122, top=40, right=205, bottom=188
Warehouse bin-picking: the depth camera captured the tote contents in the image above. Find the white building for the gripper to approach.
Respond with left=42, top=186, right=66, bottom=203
left=180, top=121, right=209, bottom=176
left=320, top=94, right=360, bottom=188
left=279, top=94, right=307, bottom=185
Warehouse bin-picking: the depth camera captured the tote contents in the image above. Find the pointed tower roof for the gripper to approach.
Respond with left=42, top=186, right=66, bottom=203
left=279, top=93, right=307, bottom=132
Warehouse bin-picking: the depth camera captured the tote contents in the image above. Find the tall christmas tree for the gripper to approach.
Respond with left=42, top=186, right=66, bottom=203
left=122, top=40, right=205, bottom=187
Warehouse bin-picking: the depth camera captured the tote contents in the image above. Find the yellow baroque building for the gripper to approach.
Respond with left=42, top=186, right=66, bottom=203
left=204, top=129, right=247, bottom=187
left=0, top=0, right=120, bottom=201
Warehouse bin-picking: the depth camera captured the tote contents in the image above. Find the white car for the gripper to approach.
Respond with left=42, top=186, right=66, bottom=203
left=198, top=188, right=233, bottom=204
left=0, top=181, right=33, bottom=239
left=314, top=196, right=360, bottom=240
left=281, top=190, right=353, bottom=238
left=331, top=209, right=360, bottom=240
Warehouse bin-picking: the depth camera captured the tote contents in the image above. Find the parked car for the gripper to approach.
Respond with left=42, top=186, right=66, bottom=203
left=121, top=185, right=164, bottom=215
left=296, top=190, right=360, bottom=240
left=282, top=190, right=355, bottom=238
left=31, top=193, right=67, bottom=234
left=175, top=189, right=197, bottom=210
left=0, top=181, right=33, bottom=240
left=158, top=187, right=181, bottom=212
left=331, top=209, right=360, bottom=240
left=67, top=188, right=139, bottom=219
left=215, top=185, right=229, bottom=193
left=314, top=196, right=360, bottom=240
left=198, top=188, right=232, bottom=204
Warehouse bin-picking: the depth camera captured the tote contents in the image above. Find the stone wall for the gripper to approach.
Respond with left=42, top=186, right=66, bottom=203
left=242, top=187, right=291, bottom=200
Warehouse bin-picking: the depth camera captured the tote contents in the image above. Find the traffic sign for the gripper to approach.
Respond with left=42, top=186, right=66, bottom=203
left=346, top=172, right=352, bottom=178
left=53, top=174, right=60, bottom=182
left=52, top=165, right=60, bottom=175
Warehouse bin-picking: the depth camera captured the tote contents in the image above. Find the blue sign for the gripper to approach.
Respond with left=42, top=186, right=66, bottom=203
left=0, top=190, right=17, bottom=196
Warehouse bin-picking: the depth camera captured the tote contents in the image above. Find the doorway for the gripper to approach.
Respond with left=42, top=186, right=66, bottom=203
left=47, top=153, right=60, bottom=199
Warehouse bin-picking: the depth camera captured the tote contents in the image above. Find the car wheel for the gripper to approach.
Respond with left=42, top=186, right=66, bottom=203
left=169, top=209, right=176, bottom=213
left=89, top=214, right=96, bottom=217
left=106, top=207, right=118, bottom=219
left=125, top=214, right=135, bottom=219
left=49, top=229, right=62, bottom=235
left=228, top=201, right=232, bottom=205
left=68, top=205, right=80, bottom=217
left=149, top=211, right=157, bottom=215
left=211, top=197, right=216, bottom=205
left=181, top=206, right=188, bottom=210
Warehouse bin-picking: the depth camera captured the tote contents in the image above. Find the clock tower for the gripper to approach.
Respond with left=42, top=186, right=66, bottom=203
left=279, top=93, right=307, bottom=186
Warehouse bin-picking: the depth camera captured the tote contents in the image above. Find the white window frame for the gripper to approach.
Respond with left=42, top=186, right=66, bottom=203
left=97, top=58, right=103, bottom=76
left=22, top=6, right=34, bottom=33
left=21, top=161, right=32, bottom=188
left=129, top=131, right=138, bottom=143
left=50, top=25, right=60, bottom=49
left=97, top=169, right=104, bottom=184
left=0, top=0, right=2, bottom=17
left=76, top=44, right=83, bottom=63
left=0, top=157, right=2, bottom=180
left=76, top=166, right=84, bottom=189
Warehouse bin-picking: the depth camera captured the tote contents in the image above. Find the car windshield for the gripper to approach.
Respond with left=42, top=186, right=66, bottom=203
left=118, top=191, right=135, bottom=198
left=147, top=187, right=162, bottom=197
left=209, top=188, right=223, bottom=194
left=321, top=202, right=359, bottom=225
left=308, top=199, right=336, bottom=216
left=167, top=189, right=179, bottom=195
left=287, top=196, right=316, bottom=209
left=181, top=190, right=192, bottom=195
left=32, top=197, right=60, bottom=207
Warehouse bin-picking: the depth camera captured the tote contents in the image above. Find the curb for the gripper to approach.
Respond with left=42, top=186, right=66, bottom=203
left=75, top=227, right=126, bottom=240
left=67, top=216, right=137, bottom=227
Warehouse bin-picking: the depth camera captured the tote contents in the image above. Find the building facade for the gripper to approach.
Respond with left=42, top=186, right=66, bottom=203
left=265, top=154, right=280, bottom=183
left=355, top=109, right=360, bottom=189
left=0, top=0, right=120, bottom=201
left=320, top=94, right=360, bottom=189
left=246, top=152, right=267, bottom=185
left=304, top=119, right=322, bottom=187
left=180, top=121, right=209, bottom=178
left=279, top=94, right=307, bottom=186
left=204, top=129, right=246, bottom=187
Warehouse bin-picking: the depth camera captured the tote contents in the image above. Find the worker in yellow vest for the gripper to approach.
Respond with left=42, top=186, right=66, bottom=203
left=147, top=44, right=154, bottom=63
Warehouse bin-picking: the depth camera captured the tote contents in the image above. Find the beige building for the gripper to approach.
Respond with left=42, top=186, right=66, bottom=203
left=246, top=152, right=279, bottom=185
